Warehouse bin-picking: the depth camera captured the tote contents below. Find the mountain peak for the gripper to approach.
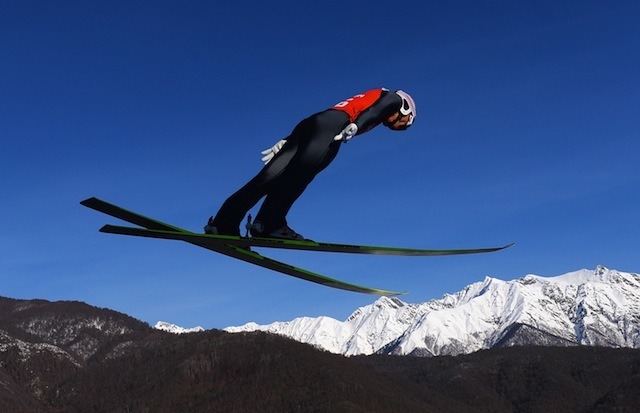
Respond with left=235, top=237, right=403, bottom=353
left=375, top=296, right=405, bottom=309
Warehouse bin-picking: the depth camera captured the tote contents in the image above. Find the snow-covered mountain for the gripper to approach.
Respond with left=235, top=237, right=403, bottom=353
left=154, top=321, right=204, bottom=334
left=224, top=266, right=640, bottom=356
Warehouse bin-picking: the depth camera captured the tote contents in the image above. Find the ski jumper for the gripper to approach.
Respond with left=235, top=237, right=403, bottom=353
left=211, top=88, right=404, bottom=236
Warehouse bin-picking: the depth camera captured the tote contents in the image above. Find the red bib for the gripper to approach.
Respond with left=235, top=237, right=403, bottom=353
left=332, top=89, right=384, bottom=122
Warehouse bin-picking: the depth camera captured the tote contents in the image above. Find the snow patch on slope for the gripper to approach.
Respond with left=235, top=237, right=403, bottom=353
left=154, top=321, right=204, bottom=334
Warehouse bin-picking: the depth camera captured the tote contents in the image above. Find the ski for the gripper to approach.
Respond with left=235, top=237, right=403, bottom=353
left=81, top=198, right=513, bottom=255
left=100, top=224, right=514, bottom=256
left=80, top=197, right=405, bottom=295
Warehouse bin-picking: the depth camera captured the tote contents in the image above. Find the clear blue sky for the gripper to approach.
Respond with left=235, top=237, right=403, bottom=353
left=2, top=1, right=638, bottom=329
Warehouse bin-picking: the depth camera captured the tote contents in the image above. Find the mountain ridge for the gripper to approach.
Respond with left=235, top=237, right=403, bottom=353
left=225, top=266, right=640, bottom=356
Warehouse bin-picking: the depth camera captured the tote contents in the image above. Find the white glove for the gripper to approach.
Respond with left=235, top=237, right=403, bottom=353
left=333, top=123, right=358, bottom=142
left=260, top=139, right=287, bottom=165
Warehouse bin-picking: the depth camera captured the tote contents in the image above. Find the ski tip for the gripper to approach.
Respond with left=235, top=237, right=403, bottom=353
left=80, top=197, right=103, bottom=208
left=80, top=197, right=95, bottom=206
left=98, top=224, right=115, bottom=233
left=378, top=290, right=408, bottom=297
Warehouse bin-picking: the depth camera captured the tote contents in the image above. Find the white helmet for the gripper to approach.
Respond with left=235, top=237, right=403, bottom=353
left=395, top=90, right=416, bottom=127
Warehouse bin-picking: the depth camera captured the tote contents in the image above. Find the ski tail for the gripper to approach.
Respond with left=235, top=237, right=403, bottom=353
left=81, top=197, right=185, bottom=232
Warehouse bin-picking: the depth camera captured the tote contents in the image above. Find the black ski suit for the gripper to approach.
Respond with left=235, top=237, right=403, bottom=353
left=211, top=88, right=404, bottom=236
